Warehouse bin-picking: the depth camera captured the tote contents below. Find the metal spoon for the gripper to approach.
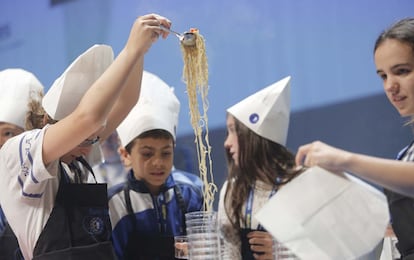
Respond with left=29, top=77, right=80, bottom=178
left=160, top=25, right=196, bottom=47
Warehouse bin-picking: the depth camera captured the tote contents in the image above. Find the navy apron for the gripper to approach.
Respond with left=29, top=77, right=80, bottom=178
left=385, top=189, right=414, bottom=259
left=122, top=183, right=187, bottom=260
left=0, top=219, right=23, bottom=260
left=384, top=143, right=414, bottom=259
left=240, top=228, right=259, bottom=260
left=240, top=185, right=276, bottom=260
left=32, top=159, right=116, bottom=260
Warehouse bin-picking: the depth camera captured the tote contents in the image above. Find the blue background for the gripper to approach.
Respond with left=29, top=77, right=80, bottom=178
left=1, top=0, right=412, bottom=136
left=1, top=1, right=414, bottom=207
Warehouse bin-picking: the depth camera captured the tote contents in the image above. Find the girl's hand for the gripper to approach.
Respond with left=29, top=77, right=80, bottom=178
left=247, top=231, right=274, bottom=260
left=295, top=140, right=351, bottom=174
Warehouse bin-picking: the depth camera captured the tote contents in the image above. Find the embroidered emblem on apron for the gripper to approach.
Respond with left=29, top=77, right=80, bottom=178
left=83, top=216, right=105, bottom=235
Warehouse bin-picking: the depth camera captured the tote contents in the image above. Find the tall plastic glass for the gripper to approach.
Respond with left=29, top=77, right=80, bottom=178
left=185, top=211, right=221, bottom=260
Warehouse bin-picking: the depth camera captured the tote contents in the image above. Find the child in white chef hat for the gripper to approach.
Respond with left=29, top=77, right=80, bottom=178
left=109, top=70, right=203, bottom=260
left=218, top=76, right=303, bottom=260
left=0, top=68, right=44, bottom=149
left=0, top=13, right=173, bottom=260
left=0, top=68, right=44, bottom=260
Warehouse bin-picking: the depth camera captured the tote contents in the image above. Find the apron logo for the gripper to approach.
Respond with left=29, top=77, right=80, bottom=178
left=83, top=216, right=105, bottom=235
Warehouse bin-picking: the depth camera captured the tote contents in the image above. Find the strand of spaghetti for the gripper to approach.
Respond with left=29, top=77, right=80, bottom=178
left=200, top=77, right=217, bottom=211
left=180, top=29, right=216, bottom=212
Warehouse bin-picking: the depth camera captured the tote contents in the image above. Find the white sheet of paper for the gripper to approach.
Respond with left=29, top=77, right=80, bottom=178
left=255, top=166, right=389, bottom=260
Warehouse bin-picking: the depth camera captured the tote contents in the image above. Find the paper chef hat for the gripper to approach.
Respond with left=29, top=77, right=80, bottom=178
left=227, top=76, right=291, bottom=146
left=0, top=68, right=44, bottom=129
left=42, top=44, right=114, bottom=120
left=42, top=44, right=114, bottom=166
left=117, top=71, right=180, bottom=147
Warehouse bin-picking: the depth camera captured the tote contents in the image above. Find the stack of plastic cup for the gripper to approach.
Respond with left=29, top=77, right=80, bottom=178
left=185, top=211, right=221, bottom=260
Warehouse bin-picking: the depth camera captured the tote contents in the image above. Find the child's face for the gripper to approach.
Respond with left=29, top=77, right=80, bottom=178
left=0, top=122, right=24, bottom=149
left=128, top=136, right=174, bottom=194
left=224, top=115, right=239, bottom=166
left=375, top=39, right=414, bottom=117
left=60, top=131, right=101, bottom=164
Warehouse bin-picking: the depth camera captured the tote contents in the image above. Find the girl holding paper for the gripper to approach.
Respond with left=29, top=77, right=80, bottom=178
left=296, top=18, right=414, bottom=259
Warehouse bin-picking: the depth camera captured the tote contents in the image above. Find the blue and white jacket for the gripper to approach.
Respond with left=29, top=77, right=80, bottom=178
left=108, top=168, right=203, bottom=259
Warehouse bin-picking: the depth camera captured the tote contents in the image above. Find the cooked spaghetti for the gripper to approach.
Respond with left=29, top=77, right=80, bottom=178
left=180, top=28, right=217, bottom=212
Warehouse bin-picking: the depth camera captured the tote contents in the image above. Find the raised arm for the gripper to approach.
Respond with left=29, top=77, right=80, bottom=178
left=296, top=140, right=414, bottom=197
left=42, top=14, right=171, bottom=165
left=99, top=14, right=171, bottom=141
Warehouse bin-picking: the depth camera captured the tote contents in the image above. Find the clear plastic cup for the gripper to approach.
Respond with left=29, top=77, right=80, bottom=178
left=185, top=211, right=221, bottom=260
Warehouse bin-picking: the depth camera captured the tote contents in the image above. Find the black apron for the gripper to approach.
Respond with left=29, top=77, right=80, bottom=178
left=122, top=183, right=187, bottom=260
left=384, top=143, right=414, bottom=259
left=32, top=159, right=116, bottom=260
left=385, top=190, right=414, bottom=259
left=0, top=222, right=23, bottom=260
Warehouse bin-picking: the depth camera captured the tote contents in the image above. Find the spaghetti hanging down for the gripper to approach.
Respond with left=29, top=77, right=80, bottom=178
left=180, top=28, right=217, bottom=212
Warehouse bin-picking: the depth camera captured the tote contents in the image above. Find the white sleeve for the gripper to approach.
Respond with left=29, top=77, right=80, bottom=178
left=2, top=127, right=58, bottom=199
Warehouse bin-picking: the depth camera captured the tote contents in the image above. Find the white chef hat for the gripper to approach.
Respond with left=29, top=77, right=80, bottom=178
left=0, top=68, right=44, bottom=129
left=117, top=70, right=180, bottom=147
left=227, top=76, right=291, bottom=146
left=42, top=44, right=114, bottom=120
left=42, top=44, right=114, bottom=166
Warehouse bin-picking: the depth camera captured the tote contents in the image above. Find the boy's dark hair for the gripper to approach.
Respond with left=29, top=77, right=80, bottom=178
left=125, top=129, right=174, bottom=153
